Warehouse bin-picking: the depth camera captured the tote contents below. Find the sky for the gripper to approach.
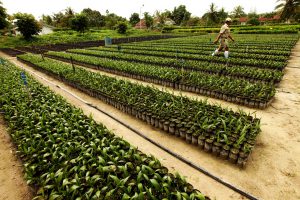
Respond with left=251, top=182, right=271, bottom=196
left=2, top=0, right=278, bottom=19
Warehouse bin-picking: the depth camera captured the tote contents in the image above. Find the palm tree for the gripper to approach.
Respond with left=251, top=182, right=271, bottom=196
left=154, top=10, right=167, bottom=24
left=65, top=7, right=75, bottom=17
left=207, top=3, right=218, bottom=24
left=231, top=5, right=246, bottom=18
left=275, top=0, right=300, bottom=21
left=218, top=7, right=228, bottom=23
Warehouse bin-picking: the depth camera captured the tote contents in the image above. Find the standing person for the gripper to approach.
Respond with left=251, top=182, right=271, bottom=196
left=212, top=18, right=235, bottom=59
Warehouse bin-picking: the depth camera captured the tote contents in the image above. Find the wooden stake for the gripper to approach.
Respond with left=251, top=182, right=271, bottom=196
left=70, top=56, right=75, bottom=72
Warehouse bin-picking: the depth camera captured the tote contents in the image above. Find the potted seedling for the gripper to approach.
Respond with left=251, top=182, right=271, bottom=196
left=192, top=130, right=200, bottom=145
left=237, top=143, right=252, bottom=168
left=229, top=144, right=240, bottom=163
left=197, top=133, right=206, bottom=149
left=212, top=131, right=223, bottom=156
left=204, top=136, right=214, bottom=152
left=163, top=121, right=170, bottom=133
left=179, top=128, right=187, bottom=139
left=168, top=122, right=176, bottom=135
left=175, top=123, right=182, bottom=137
left=186, top=129, right=193, bottom=143
left=159, top=119, right=165, bottom=130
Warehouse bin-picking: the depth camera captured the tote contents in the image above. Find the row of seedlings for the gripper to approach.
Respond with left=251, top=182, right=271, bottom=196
left=18, top=54, right=261, bottom=167
left=0, top=59, right=210, bottom=199
left=46, top=51, right=276, bottom=109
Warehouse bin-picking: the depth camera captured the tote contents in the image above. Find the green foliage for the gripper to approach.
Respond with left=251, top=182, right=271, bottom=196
left=165, top=24, right=300, bottom=34
left=81, top=8, right=105, bottom=27
left=247, top=12, right=259, bottom=19
left=17, top=53, right=262, bottom=166
left=0, top=60, right=208, bottom=199
left=202, top=3, right=228, bottom=25
left=105, top=12, right=126, bottom=29
left=129, top=12, right=140, bottom=26
left=41, top=14, right=53, bottom=26
left=261, top=11, right=278, bottom=18
left=13, top=13, right=41, bottom=39
left=116, top=22, right=128, bottom=34
left=154, top=10, right=169, bottom=25
left=217, top=7, right=228, bottom=23
left=70, top=14, right=88, bottom=33
left=235, top=28, right=298, bottom=34
left=171, top=5, right=191, bottom=25
left=275, top=0, right=300, bottom=21
left=0, top=1, right=8, bottom=30
left=231, top=5, right=246, bottom=18
left=161, top=26, right=176, bottom=33
left=48, top=48, right=279, bottom=101
left=52, top=7, right=75, bottom=28
left=68, top=41, right=287, bottom=70
left=144, top=12, right=153, bottom=29
left=247, top=18, right=260, bottom=26
left=20, top=52, right=262, bottom=141
left=186, top=17, right=200, bottom=26
left=0, top=29, right=161, bottom=48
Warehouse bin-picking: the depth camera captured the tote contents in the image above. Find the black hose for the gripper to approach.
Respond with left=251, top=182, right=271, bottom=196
left=16, top=62, right=260, bottom=200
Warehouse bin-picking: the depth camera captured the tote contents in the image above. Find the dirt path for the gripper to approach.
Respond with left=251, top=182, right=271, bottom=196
left=0, top=41, right=300, bottom=200
left=0, top=116, right=33, bottom=200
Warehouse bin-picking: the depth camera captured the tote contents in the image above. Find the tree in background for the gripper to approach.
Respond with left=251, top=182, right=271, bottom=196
left=117, top=22, right=127, bottom=34
left=162, top=9, right=172, bottom=19
left=105, top=11, right=126, bottom=29
left=248, top=11, right=259, bottom=19
left=171, top=5, right=191, bottom=25
left=65, top=7, right=74, bottom=16
left=247, top=18, right=260, bottom=25
left=41, top=15, right=53, bottom=25
left=129, top=12, right=140, bottom=26
left=61, top=7, right=75, bottom=27
left=202, top=3, right=228, bottom=25
left=204, top=3, right=219, bottom=25
left=186, top=16, right=200, bottom=26
left=52, top=12, right=64, bottom=27
left=144, top=12, right=153, bottom=29
left=13, top=13, right=41, bottom=39
left=70, top=14, right=88, bottom=33
left=217, top=7, right=228, bottom=23
left=82, top=8, right=105, bottom=28
left=262, top=11, right=277, bottom=18
left=0, top=1, right=9, bottom=30
left=154, top=10, right=167, bottom=25
left=294, top=13, right=300, bottom=21
left=275, top=0, right=300, bottom=21
left=52, top=7, right=75, bottom=27
left=231, top=5, right=246, bottom=18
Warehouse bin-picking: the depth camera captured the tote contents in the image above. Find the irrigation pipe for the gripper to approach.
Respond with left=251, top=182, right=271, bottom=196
left=14, top=60, right=260, bottom=200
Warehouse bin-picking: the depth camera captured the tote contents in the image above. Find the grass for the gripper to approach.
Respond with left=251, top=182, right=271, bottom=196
left=0, top=28, right=163, bottom=48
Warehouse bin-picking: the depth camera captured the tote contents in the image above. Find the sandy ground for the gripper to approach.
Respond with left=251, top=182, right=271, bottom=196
left=0, top=116, right=33, bottom=200
left=0, top=41, right=299, bottom=200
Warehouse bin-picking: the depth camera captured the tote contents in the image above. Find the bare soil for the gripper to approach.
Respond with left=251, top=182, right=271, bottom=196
left=0, top=116, right=33, bottom=200
left=0, top=41, right=299, bottom=199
